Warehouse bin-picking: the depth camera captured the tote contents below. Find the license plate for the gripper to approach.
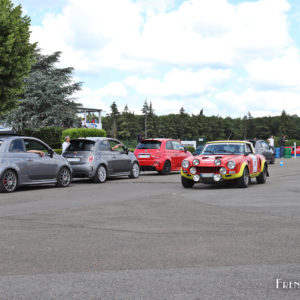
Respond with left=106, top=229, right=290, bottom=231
left=67, top=158, right=80, bottom=162
left=201, top=173, right=214, bottom=178
left=139, top=154, right=151, bottom=158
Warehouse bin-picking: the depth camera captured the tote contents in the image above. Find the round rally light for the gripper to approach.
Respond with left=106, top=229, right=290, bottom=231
left=214, top=159, right=221, bottom=166
left=193, top=174, right=200, bottom=182
left=190, top=167, right=197, bottom=175
left=227, top=161, right=236, bottom=169
left=220, top=167, right=227, bottom=175
left=182, top=160, right=189, bottom=168
left=213, top=174, right=222, bottom=182
left=193, top=159, right=200, bottom=166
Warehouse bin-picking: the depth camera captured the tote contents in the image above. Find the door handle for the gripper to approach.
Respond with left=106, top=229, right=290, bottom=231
left=27, top=159, right=33, bottom=162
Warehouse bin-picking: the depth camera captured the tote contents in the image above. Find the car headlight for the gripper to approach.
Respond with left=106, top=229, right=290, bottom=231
left=227, top=161, right=236, bottom=169
left=182, top=160, right=189, bottom=168
left=214, top=159, right=221, bottom=166
left=190, top=167, right=197, bottom=175
left=220, top=167, right=227, bottom=175
left=193, top=159, right=200, bottom=166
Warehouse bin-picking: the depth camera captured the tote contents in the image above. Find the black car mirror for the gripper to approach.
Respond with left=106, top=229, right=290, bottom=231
left=125, top=147, right=129, bottom=154
left=48, top=148, right=54, bottom=158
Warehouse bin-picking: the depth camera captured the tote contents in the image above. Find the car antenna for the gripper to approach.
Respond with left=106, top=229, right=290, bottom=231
left=227, top=133, right=232, bottom=140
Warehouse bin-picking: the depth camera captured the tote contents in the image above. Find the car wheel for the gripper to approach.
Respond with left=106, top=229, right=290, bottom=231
left=56, top=167, right=71, bottom=187
left=256, top=165, right=267, bottom=184
left=94, top=165, right=107, bottom=183
left=0, top=169, right=18, bottom=193
left=237, top=167, right=249, bottom=188
left=129, top=162, right=140, bottom=178
left=160, top=160, right=171, bottom=175
left=181, top=176, right=194, bottom=188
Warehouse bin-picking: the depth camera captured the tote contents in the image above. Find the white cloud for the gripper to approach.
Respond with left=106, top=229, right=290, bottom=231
left=215, top=88, right=300, bottom=116
left=31, top=0, right=291, bottom=72
left=246, top=47, right=300, bottom=89
left=125, top=68, right=231, bottom=97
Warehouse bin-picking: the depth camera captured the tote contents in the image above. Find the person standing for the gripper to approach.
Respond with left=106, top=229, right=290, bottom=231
left=279, top=135, right=288, bottom=158
left=137, top=131, right=143, bottom=143
left=267, top=135, right=275, bottom=151
left=62, top=136, right=70, bottom=153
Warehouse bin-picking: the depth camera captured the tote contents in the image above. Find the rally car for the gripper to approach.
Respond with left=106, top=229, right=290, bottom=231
left=181, top=140, right=268, bottom=188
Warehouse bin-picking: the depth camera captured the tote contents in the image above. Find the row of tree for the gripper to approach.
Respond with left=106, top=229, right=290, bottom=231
left=103, top=101, right=300, bottom=145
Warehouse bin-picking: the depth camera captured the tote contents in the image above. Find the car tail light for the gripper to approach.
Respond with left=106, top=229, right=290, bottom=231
left=155, top=151, right=161, bottom=158
left=88, top=155, right=94, bottom=163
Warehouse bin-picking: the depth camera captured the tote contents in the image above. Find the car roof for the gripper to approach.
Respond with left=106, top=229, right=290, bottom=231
left=70, top=137, right=117, bottom=142
left=140, top=138, right=177, bottom=142
left=207, top=140, right=251, bottom=144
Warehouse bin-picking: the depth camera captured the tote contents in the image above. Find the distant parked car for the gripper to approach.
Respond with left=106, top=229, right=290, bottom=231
left=63, top=137, right=139, bottom=183
left=193, top=145, right=204, bottom=156
left=0, top=135, right=72, bottom=193
left=134, top=139, right=192, bottom=174
left=249, top=139, right=275, bottom=164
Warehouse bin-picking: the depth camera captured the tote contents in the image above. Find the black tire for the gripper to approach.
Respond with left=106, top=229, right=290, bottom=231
left=129, top=162, right=140, bottom=178
left=93, top=165, right=107, bottom=183
left=237, top=167, right=250, bottom=188
left=181, top=176, right=194, bottom=188
left=0, top=169, right=18, bottom=193
left=256, top=165, right=267, bottom=184
left=56, top=167, right=71, bottom=187
left=160, top=160, right=171, bottom=175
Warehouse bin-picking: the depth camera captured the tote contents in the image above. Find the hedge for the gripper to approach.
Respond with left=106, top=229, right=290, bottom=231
left=21, top=127, right=63, bottom=149
left=61, top=128, right=106, bottom=142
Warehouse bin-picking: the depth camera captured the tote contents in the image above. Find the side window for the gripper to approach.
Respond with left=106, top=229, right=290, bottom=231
left=245, top=144, right=252, bottom=153
left=172, top=141, right=184, bottom=151
left=262, top=142, right=269, bottom=150
left=99, top=140, right=111, bottom=151
left=24, top=139, right=48, bottom=153
left=109, top=140, right=124, bottom=152
left=9, top=139, right=25, bottom=152
left=166, top=141, right=173, bottom=150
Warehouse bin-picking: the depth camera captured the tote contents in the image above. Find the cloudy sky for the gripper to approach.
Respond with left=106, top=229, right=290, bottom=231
left=12, top=0, right=300, bottom=117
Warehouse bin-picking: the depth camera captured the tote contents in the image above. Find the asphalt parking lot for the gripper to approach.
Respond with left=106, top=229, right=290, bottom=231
left=1, top=158, right=300, bottom=299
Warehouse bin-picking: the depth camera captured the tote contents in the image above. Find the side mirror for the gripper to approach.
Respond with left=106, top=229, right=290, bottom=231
left=184, top=147, right=187, bottom=153
left=48, top=148, right=54, bottom=158
left=125, top=147, right=129, bottom=154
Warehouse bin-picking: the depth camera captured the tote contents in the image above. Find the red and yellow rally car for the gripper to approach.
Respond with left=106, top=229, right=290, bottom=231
left=181, top=140, right=268, bottom=188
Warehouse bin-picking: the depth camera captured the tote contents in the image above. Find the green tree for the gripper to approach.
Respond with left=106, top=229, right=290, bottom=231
left=6, top=50, right=81, bottom=130
left=0, top=0, right=36, bottom=113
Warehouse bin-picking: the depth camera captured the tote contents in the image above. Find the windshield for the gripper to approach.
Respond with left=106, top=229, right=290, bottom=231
left=137, top=141, right=161, bottom=149
left=68, top=140, right=95, bottom=151
left=202, top=143, right=245, bottom=155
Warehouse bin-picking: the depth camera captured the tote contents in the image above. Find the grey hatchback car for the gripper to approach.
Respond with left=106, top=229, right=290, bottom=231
left=62, top=137, right=140, bottom=183
left=0, top=135, right=72, bottom=193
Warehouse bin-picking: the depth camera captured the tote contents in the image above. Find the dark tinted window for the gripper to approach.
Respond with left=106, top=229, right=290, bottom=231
left=137, top=141, right=161, bottom=149
left=9, top=139, right=25, bottom=152
left=24, top=139, right=48, bottom=152
left=68, top=140, right=95, bottom=151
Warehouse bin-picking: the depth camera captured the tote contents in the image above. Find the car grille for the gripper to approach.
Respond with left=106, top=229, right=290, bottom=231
left=196, top=167, right=220, bottom=173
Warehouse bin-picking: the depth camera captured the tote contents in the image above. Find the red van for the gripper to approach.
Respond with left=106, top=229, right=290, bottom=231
left=134, top=139, right=192, bottom=174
